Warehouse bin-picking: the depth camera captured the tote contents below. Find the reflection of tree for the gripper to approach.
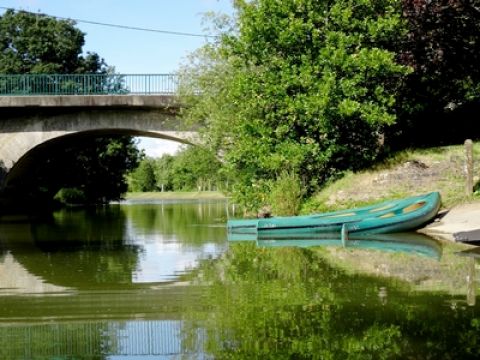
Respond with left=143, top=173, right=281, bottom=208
left=4, top=207, right=140, bottom=289
left=123, top=201, right=227, bottom=246
left=183, top=243, right=480, bottom=359
left=2, top=202, right=228, bottom=289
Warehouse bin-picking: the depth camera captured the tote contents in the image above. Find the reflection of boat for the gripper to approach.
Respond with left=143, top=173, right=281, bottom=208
left=256, top=233, right=443, bottom=259
left=227, top=232, right=257, bottom=242
left=228, top=192, right=441, bottom=236
left=227, top=218, right=258, bottom=235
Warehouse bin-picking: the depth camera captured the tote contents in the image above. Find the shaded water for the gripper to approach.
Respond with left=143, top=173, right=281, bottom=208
left=0, top=200, right=479, bottom=359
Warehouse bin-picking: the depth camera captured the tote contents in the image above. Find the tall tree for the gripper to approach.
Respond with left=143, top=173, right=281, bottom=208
left=391, top=0, right=480, bottom=146
left=180, top=0, right=410, bottom=210
left=128, top=157, right=158, bottom=192
left=0, top=9, right=105, bottom=73
left=170, top=146, right=222, bottom=191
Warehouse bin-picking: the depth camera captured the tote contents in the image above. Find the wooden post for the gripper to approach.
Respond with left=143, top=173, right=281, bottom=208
left=465, top=139, right=474, bottom=196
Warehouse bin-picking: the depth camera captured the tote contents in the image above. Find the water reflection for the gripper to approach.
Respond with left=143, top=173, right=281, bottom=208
left=253, top=233, right=442, bottom=259
left=456, top=247, right=480, bottom=306
left=0, top=253, right=71, bottom=295
left=0, top=201, right=479, bottom=359
left=183, top=242, right=480, bottom=359
left=0, top=202, right=227, bottom=290
left=0, top=320, right=200, bottom=359
left=0, top=201, right=226, bottom=358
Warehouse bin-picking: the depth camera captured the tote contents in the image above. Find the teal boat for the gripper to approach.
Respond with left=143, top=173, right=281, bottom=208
left=227, top=192, right=441, bottom=237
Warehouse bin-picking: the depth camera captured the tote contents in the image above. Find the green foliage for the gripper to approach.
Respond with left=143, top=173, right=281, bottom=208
left=127, top=146, right=225, bottom=192
left=154, top=154, right=175, bottom=191
left=170, top=146, right=220, bottom=190
left=0, top=9, right=106, bottom=74
left=389, top=0, right=480, bottom=147
left=53, top=187, right=87, bottom=206
left=25, top=136, right=142, bottom=205
left=179, top=0, right=410, bottom=211
left=128, top=157, right=157, bottom=192
left=269, top=171, right=304, bottom=216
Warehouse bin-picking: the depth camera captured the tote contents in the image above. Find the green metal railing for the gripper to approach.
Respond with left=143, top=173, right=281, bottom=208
left=0, top=73, right=178, bottom=96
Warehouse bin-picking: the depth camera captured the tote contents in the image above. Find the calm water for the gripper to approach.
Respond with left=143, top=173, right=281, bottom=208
left=0, top=200, right=479, bottom=359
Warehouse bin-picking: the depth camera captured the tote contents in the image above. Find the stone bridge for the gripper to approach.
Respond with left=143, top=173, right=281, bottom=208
left=0, top=94, right=196, bottom=193
left=0, top=74, right=199, bottom=200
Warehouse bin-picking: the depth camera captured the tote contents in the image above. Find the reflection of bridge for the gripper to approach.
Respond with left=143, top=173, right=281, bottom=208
left=0, top=320, right=205, bottom=358
left=0, top=74, right=197, bottom=198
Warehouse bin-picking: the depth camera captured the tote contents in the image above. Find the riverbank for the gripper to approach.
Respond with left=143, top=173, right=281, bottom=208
left=125, top=191, right=227, bottom=201
left=305, top=143, right=480, bottom=243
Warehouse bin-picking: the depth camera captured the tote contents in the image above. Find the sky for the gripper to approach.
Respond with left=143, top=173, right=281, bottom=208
left=0, top=0, right=234, bottom=156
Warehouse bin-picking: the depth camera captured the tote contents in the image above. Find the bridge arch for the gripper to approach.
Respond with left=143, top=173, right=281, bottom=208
left=4, top=128, right=196, bottom=191
left=0, top=98, right=198, bottom=192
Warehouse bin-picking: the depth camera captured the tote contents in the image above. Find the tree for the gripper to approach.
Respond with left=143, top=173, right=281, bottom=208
left=180, top=0, right=410, bottom=210
left=0, top=9, right=105, bottom=73
left=127, top=146, right=224, bottom=193
left=154, top=154, right=175, bottom=191
left=400, top=0, right=480, bottom=108
left=128, top=157, right=158, bottom=192
left=390, top=0, right=480, bottom=147
left=30, top=136, right=142, bottom=205
left=170, top=146, right=222, bottom=191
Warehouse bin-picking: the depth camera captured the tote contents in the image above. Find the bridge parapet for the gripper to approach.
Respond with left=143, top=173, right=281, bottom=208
left=0, top=94, right=178, bottom=108
left=0, top=73, right=177, bottom=96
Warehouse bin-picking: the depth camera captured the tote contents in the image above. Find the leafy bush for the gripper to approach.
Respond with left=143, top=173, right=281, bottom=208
left=269, top=171, right=304, bottom=216
left=54, top=187, right=87, bottom=205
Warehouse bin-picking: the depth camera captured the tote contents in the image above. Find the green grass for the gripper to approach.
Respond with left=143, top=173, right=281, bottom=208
left=303, top=142, right=480, bottom=214
left=125, top=191, right=227, bottom=200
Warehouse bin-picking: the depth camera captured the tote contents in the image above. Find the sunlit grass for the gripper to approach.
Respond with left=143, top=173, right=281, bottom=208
left=304, top=142, right=480, bottom=213
left=125, top=191, right=227, bottom=200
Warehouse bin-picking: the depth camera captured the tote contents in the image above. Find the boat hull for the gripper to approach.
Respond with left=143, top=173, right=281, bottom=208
left=227, top=192, right=441, bottom=236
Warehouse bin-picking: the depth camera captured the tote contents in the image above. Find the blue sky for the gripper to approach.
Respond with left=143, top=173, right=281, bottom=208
left=0, top=0, right=234, bottom=156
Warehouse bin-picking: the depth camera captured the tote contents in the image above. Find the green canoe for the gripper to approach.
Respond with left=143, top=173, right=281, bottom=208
left=227, top=192, right=441, bottom=237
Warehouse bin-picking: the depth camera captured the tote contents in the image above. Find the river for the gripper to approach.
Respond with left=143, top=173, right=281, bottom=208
left=0, top=200, right=479, bottom=359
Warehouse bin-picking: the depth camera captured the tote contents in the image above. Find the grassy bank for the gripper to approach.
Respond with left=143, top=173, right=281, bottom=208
left=304, top=142, right=480, bottom=213
left=125, top=191, right=227, bottom=201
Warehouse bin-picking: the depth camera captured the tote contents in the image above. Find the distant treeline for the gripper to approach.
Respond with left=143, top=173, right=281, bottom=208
left=127, top=146, right=228, bottom=192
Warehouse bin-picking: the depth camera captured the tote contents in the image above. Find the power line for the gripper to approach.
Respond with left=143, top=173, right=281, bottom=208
left=0, top=6, right=219, bottom=39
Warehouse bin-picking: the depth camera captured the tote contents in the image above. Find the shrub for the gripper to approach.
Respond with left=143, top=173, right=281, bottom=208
left=269, top=171, right=304, bottom=216
left=54, top=187, right=87, bottom=205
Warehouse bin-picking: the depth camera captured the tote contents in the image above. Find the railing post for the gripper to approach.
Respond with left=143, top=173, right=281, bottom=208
left=465, top=139, right=474, bottom=196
